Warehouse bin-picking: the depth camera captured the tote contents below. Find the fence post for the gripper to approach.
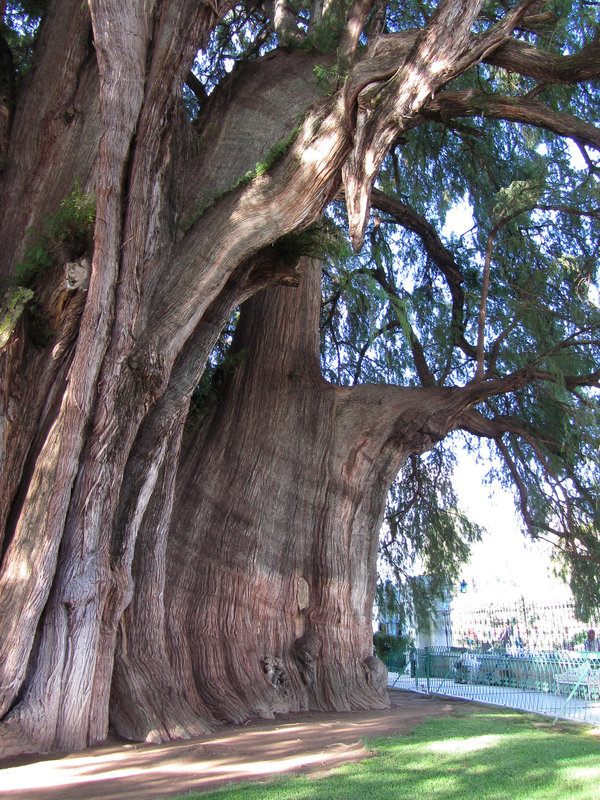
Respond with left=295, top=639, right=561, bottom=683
left=425, top=647, right=431, bottom=693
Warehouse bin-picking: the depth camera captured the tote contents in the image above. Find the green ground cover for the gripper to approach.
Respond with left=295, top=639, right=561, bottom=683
left=171, top=709, right=600, bottom=800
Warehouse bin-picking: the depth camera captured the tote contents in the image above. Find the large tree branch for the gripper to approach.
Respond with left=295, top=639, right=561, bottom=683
left=342, top=0, right=536, bottom=251
left=456, top=406, right=554, bottom=443
left=425, top=89, right=600, bottom=151
left=344, top=20, right=600, bottom=124
left=486, top=34, right=600, bottom=84
left=452, top=360, right=600, bottom=419
left=338, top=0, right=377, bottom=65
left=262, top=0, right=304, bottom=44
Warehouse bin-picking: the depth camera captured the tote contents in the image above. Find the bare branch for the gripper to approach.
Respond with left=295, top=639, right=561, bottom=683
left=185, top=71, right=208, bottom=106
left=486, top=34, right=600, bottom=84
left=338, top=0, right=377, bottom=65
left=425, top=90, right=600, bottom=152
left=456, top=407, right=545, bottom=442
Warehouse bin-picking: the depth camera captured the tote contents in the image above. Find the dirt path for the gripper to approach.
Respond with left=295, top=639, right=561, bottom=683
left=1, top=691, right=475, bottom=800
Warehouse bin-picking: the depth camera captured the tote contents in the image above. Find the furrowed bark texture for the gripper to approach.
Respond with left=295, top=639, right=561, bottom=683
left=108, top=253, right=304, bottom=742
left=1, top=0, right=155, bottom=751
left=1, top=0, right=594, bottom=756
left=0, top=0, right=98, bottom=551
left=0, top=28, right=335, bottom=751
left=164, top=259, right=470, bottom=723
left=0, top=0, right=239, bottom=752
left=0, top=0, right=97, bottom=276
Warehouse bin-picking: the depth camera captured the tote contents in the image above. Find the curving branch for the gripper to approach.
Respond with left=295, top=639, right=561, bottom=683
left=342, top=0, right=539, bottom=251
left=485, top=34, right=600, bottom=84
left=185, top=71, right=208, bottom=106
left=456, top=406, right=544, bottom=441
left=424, top=89, right=600, bottom=152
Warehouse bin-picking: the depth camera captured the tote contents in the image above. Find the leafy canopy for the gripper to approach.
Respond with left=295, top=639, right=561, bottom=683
left=11, top=0, right=592, bottom=615
left=320, top=4, right=599, bottom=615
left=184, top=0, right=600, bottom=615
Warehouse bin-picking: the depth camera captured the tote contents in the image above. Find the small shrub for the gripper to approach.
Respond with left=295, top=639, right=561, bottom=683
left=373, top=631, right=412, bottom=660
left=13, top=183, right=95, bottom=287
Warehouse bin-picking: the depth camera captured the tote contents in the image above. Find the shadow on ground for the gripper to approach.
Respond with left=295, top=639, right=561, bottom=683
left=1, top=691, right=468, bottom=800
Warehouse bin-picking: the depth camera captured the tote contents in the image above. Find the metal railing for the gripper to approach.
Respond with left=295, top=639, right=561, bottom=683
left=383, top=647, right=600, bottom=726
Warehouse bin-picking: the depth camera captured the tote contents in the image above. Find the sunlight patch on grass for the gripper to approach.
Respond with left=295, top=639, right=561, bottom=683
left=427, top=733, right=503, bottom=754
left=170, top=708, right=600, bottom=800
left=567, top=765, right=600, bottom=781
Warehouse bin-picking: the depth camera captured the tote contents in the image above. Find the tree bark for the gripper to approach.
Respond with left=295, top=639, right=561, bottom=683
left=1, top=0, right=594, bottom=756
left=0, top=26, right=334, bottom=751
left=0, top=0, right=238, bottom=751
left=108, top=252, right=303, bottom=742
left=163, top=259, right=472, bottom=724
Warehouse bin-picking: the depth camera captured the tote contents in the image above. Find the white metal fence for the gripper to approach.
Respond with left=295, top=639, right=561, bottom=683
left=385, top=647, right=600, bottom=727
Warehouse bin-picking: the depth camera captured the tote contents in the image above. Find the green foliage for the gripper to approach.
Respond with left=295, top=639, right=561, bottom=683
left=316, top=0, right=600, bottom=612
left=192, top=6, right=277, bottom=96
left=313, top=62, right=348, bottom=95
left=0, top=284, right=34, bottom=348
left=557, top=523, right=600, bottom=623
left=3, top=1, right=48, bottom=82
left=7, top=0, right=48, bottom=18
left=374, top=450, right=482, bottom=627
left=373, top=630, right=411, bottom=659
left=13, top=184, right=95, bottom=288
left=274, top=217, right=353, bottom=265
left=182, top=84, right=201, bottom=120
left=491, top=172, right=547, bottom=223
left=304, top=9, right=347, bottom=54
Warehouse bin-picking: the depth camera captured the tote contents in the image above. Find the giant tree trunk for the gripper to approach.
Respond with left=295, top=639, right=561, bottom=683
left=0, top=3, right=333, bottom=752
left=161, top=258, right=470, bottom=724
left=0, top=0, right=522, bottom=755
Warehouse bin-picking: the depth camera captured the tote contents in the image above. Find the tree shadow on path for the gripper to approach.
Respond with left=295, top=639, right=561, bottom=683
left=1, top=690, right=465, bottom=800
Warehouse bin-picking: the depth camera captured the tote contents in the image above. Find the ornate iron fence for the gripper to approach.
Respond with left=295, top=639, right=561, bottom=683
left=450, top=599, right=600, bottom=652
left=384, top=647, right=600, bottom=726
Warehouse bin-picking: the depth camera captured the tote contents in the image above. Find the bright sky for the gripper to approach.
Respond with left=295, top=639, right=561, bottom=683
left=442, top=145, right=593, bottom=610
left=452, top=448, right=573, bottom=606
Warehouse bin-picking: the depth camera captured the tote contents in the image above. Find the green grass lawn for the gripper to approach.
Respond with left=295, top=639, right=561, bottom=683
left=171, top=709, right=600, bottom=800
